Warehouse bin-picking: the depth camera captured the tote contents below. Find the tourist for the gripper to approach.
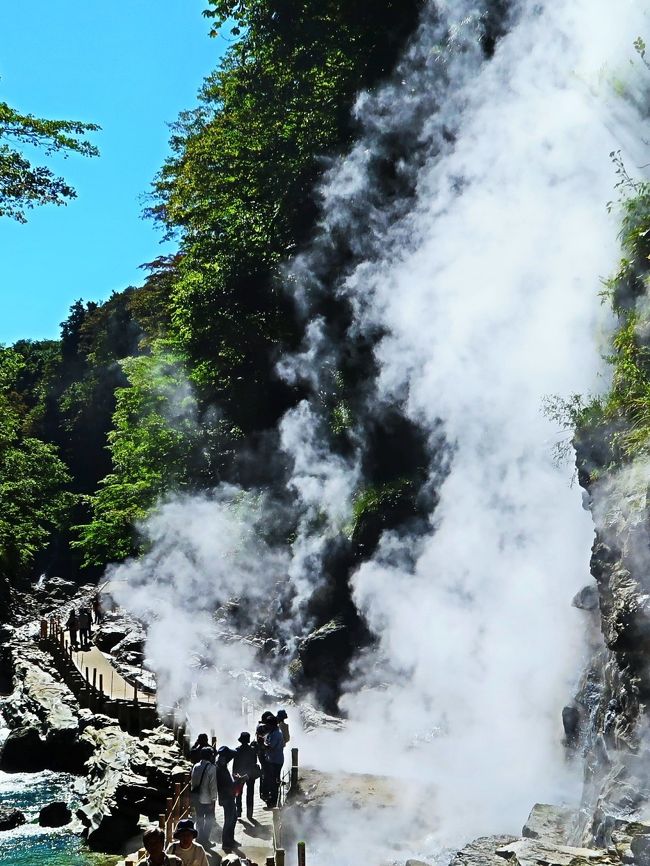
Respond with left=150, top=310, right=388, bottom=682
left=66, top=609, right=79, bottom=649
left=276, top=709, right=290, bottom=746
left=263, top=715, right=284, bottom=809
left=166, top=817, right=210, bottom=866
left=254, top=723, right=269, bottom=805
left=190, top=746, right=218, bottom=847
left=233, top=732, right=259, bottom=820
left=189, top=733, right=210, bottom=764
left=78, top=607, right=92, bottom=648
left=215, top=745, right=238, bottom=851
left=92, top=594, right=102, bottom=624
left=138, top=827, right=182, bottom=865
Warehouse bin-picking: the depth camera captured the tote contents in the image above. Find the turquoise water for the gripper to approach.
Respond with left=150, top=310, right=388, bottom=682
left=0, top=767, right=117, bottom=865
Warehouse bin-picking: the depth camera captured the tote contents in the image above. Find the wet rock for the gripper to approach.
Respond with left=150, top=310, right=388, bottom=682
left=450, top=836, right=519, bottom=866
left=78, top=721, right=187, bottom=853
left=522, top=804, right=578, bottom=846
left=0, top=643, right=90, bottom=773
left=0, top=806, right=26, bottom=831
left=299, top=618, right=351, bottom=676
left=0, top=724, right=46, bottom=771
left=39, top=801, right=72, bottom=827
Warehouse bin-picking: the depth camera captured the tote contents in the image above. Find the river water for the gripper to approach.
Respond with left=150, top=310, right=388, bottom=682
left=0, top=724, right=117, bottom=865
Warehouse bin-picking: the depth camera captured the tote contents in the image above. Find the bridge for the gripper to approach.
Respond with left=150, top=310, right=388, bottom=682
left=39, top=616, right=305, bottom=866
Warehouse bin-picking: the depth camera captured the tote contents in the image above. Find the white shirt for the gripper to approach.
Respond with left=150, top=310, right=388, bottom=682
left=166, top=841, right=210, bottom=866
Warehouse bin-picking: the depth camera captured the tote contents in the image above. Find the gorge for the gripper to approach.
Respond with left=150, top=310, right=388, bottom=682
left=2, top=1, right=650, bottom=864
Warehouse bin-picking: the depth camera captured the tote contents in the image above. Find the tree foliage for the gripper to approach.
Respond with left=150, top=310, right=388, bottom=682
left=0, top=98, right=99, bottom=222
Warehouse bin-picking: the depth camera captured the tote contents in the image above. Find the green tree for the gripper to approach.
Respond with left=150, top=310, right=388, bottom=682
left=0, top=348, right=73, bottom=575
left=73, top=348, right=205, bottom=565
left=0, top=98, right=99, bottom=222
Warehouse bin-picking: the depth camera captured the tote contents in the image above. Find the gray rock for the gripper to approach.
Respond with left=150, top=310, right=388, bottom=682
left=78, top=721, right=187, bottom=853
left=522, top=804, right=579, bottom=846
left=573, top=586, right=600, bottom=611
left=39, top=801, right=72, bottom=827
left=496, top=838, right=620, bottom=866
left=0, top=806, right=26, bottom=831
left=450, top=836, right=519, bottom=866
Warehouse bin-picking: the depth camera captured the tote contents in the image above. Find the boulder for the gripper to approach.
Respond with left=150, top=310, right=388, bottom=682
left=0, top=724, right=46, bottom=771
left=78, top=721, right=187, bottom=853
left=522, top=804, right=578, bottom=846
left=0, top=806, right=26, bottom=831
left=0, top=643, right=90, bottom=773
left=631, top=835, right=650, bottom=866
left=450, top=836, right=519, bottom=866
left=39, top=801, right=72, bottom=827
left=496, top=838, right=620, bottom=866
left=573, top=585, right=600, bottom=611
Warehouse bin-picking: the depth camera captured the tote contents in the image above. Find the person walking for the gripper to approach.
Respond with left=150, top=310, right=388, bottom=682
left=215, top=746, right=238, bottom=851
left=190, top=746, right=217, bottom=847
left=233, top=732, right=259, bottom=821
left=263, top=714, right=284, bottom=809
left=276, top=709, right=290, bottom=746
left=78, top=607, right=91, bottom=648
left=66, top=610, right=79, bottom=649
left=254, top=723, right=269, bottom=806
left=92, top=594, right=102, bottom=624
left=166, top=818, right=210, bottom=866
left=138, top=827, right=182, bottom=865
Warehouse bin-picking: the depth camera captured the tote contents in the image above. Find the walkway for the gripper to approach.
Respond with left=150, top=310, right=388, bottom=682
left=70, top=641, right=155, bottom=705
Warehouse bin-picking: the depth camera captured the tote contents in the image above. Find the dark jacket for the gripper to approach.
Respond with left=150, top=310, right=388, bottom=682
left=216, top=762, right=235, bottom=805
left=233, top=743, right=259, bottom=779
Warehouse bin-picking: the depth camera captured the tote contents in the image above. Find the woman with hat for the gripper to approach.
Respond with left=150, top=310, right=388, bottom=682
left=166, top=818, right=210, bottom=866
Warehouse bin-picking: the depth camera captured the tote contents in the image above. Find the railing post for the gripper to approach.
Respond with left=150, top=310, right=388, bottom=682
left=272, top=808, right=282, bottom=849
left=158, top=813, right=165, bottom=831
left=275, top=850, right=285, bottom=866
left=291, top=747, right=299, bottom=788
left=297, top=841, right=306, bottom=866
left=174, top=782, right=181, bottom=821
left=40, top=619, right=47, bottom=640
left=266, top=858, right=275, bottom=866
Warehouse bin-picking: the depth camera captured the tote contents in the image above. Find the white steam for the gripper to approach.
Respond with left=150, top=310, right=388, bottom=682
left=108, top=0, right=650, bottom=860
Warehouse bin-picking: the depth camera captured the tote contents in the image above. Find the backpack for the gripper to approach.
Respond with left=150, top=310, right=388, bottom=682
left=190, top=763, right=209, bottom=809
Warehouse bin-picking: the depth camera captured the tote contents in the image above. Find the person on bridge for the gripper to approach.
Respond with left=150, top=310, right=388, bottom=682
left=190, top=733, right=210, bottom=764
left=66, top=610, right=79, bottom=649
left=78, top=607, right=92, bottom=648
left=216, top=746, right=238, bottom=851
left=233, top=731, right=259, bottom=821
left=254, top=723, right=269, bottom=805
left=191, top=746, right=218, bottom=848
left=276, top=709, right=290, bottom=746
left=166, top=818, right=210, bottom=866
left=139, top=827, right=182, bottom=865
left=263, top=714, right=284, bottom=809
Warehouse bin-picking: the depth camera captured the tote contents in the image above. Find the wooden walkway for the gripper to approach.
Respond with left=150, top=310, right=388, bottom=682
left=70, top=641, right=155, bottom=705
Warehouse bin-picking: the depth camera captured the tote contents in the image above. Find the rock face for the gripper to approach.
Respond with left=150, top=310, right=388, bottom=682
left=78, top=716, right=187, bottom=852
left=0, top=806, right=26, bottom=831
left=0, top=642, right=92, bottom=773
left=39, top=801, right=72, bottom=827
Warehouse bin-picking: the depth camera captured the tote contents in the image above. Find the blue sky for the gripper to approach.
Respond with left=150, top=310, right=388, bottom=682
left=0, top=1, right=231, bottom=344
